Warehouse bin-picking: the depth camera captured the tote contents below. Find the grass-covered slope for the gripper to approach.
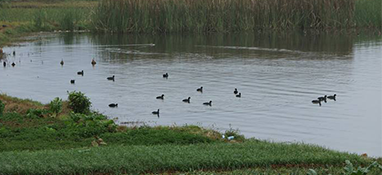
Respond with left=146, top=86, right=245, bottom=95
left=0, top=141, right=370, bottom=174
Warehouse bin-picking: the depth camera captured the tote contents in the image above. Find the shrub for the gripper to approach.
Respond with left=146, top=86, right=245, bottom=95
left=49, top=97, right=62, bottom=117
left=67, top=112, right=116, bottom=137
left=0, top=99, right=4, bottom=117
left=67, top=91, right=91, bottom=114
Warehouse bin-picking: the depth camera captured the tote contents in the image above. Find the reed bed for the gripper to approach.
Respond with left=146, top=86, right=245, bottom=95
left=92, top=0, right=362, bottom=33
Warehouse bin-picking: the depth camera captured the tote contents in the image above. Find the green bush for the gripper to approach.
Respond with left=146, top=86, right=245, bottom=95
left=49, top=97, right=62, bottom=117
left=67, top=91, right=91, bottom=114
left=0, top=99, right=4, bottom=116
left=67, top=112, right=116, bottom=137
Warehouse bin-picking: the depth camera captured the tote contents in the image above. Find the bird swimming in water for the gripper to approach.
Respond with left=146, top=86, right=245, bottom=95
left=327, top=94, right=336, bottom=101
left=312, top=99, right=321, bottom=106
left=203, top=101, right=212, bottom=106
left=77, top=70, right=84, bottom=76
left=318, top=95, right=327, bottom=103
left=197, top=87, right=203, bottom=92
left=107, top=75, right=115, bottom=81
left=70, top=80, right=75, bottom=84
left=109, top=103, right=118, bottom=108
left=182, top=97, right=191, bottom=103
left=236, top=93, right=241, bottom=98
left=156, top=94, right=164, bottom=100
left=11, top=62, right=15, bottom=67
left=163, top=73, right=169, bottom=78
left=60, top=60, right=64, bottom=66
left=152, top=109, right=160, bottom=115
left=3, top=62, right=5, bottom=67
left=234, top=88, right=238, bottom=94
left=91, top=59, right=96, bottom=66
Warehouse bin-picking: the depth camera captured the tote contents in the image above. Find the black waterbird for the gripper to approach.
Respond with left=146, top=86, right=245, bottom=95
left=109, top=103, right=118, bottom=108
left=203, top=101, right=212, bottom=106
left=182, top=97, right=191, bottom=103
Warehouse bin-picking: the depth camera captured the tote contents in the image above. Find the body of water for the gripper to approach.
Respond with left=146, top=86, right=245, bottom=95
left=1, top=32, right=381, bottom=157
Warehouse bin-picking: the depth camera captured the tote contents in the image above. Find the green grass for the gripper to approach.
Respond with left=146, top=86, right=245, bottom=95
left=0, top=112, right=222, bottom=152
left=0, top=141, right=373, bottom=174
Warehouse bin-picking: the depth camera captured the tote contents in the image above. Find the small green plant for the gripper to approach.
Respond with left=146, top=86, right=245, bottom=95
left=26, top=109, right=47, bottom=119
left=344, top=160, right=382, bottom=175
left=67, top=91, right=91, bottom=114
left=0, top=99, right=4, bottom=116
left=224, top=125, right=245, bottom=142
left=49, top=97, right=62, bottom=117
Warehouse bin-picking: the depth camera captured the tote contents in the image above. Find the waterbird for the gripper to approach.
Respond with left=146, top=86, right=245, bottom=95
left=156, top=94, right=164, bottom=100
left=107, top=75, right=115, bottom=81
left=234, top=88, right=238, bottom=94
left=13, top=51, right=15, bottom=56
left=77, top=70, right=84, bottom=76
left=60, top=60, right=64, bottom=66
left=318, top=95, right=327, bottom=102
left=327, top=94, right=336, bottom=101
left=182, top=97, right=191, bottom=103
left=70, top=80, right=75, bottom=84
left=163, top=73, right=168, bottom=78
left=109, top=103, right=118, bottom=108
left=197, top=86, right=203, bottom=92
left=11, top=62, right=15, bottom=67
left=91, top=59, right=96, bottom=66
left=152, top=109, right=160, bottom=115
left=236, top=93, right=241, bottom=98
left=312, top=100, right=321, bottom=106
left=203, top=101, right=212, bottom=106
left=3, top=61, right=5, bottom=67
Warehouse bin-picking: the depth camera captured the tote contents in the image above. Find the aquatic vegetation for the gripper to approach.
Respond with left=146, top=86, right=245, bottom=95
left=92, top=0, right=381, bottom=33
left=354, top=0, right=382, bottom=29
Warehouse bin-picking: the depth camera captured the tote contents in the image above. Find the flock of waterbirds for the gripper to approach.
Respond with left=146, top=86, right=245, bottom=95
left=147, top=74, right=243, bottom=116
left=1, top=50, right=245, bottom=117
left=2, top=50, right=337, bottom=117
left=312, top=94, right=337, bottom=106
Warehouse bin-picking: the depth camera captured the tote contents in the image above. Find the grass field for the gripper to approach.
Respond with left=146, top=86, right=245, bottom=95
left=0, top=141, right=375, bottom=174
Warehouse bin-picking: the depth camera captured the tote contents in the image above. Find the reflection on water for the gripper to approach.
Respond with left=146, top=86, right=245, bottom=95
left=1, top=32, right=381, bottom=157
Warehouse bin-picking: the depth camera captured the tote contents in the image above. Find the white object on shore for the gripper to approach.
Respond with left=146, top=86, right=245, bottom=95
left=227, top=136, right=235, bottom=140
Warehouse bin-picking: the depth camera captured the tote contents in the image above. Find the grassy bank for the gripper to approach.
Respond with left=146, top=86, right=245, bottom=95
left=0, top=94, right=224, bottom=152
left=0, top=1, right=93, bottom=47
left=0, top=141, right=374, bottom=174
left=92, top=0, right=381, bottom=33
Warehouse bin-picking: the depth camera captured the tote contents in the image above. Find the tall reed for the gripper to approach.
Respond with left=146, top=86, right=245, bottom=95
left=92, top=0, right=362, bottom=33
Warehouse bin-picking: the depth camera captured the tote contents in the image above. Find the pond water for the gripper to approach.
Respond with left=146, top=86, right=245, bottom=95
left=1, top=32, right=381, bottom=157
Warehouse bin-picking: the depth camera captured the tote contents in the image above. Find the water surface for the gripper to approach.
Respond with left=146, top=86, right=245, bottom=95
left=1, top=32, right=381, bottom=157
